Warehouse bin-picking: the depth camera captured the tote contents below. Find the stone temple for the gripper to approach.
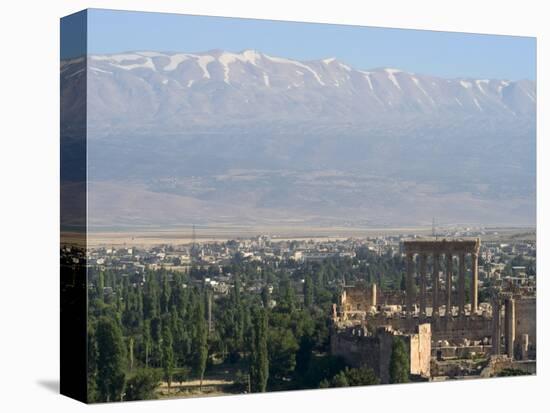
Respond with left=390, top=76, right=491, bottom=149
left=330, top=238, right=536, bottom=381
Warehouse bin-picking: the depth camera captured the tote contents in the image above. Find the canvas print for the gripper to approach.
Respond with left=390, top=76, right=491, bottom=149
left=60, top=9, right=536, bottom=403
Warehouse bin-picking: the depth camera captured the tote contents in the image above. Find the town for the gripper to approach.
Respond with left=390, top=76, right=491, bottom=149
left=65, top=225, right=536, bottom=401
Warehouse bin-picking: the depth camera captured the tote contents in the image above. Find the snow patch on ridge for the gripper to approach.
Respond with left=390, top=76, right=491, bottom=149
left=218, top=50, right=261, bottom=84
left=164, top=54, right=190, bottom=71
left=476, top=79, right=489, bottom=94
left=412, top=77, right=434, bottom=105
left=138, top=51, right=166, bottom=57
left=162, top=54, right=214, bottom=78
left=195, top=55, right=214, bottom=79
left=339, top=62, right=352, bottom=72
left=322, top=57, right=336, bottom=64
left=265, top=54, right=325, bottom=86
left=240, top=50, right=262, bottom=65
left=91, top=54, right=143, bottom=62
left=385, top=68, right=402, bottom=90
left=359, top=71, right=374, bottom=91
left=90, top=54, right=157, bottom=71
left=497, top=80, right=510, bottom=94
left=113, top=59, right=156, bottom=71
left=473, top=97, right=483, bottom=111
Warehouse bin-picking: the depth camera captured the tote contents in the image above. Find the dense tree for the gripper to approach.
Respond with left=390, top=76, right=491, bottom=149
left=328, top=370, right=349, bottom=387
left=261, top=285, right=270, bottom=308
left=87, top=324, right=99, bottom=403
left=86, top=247, right=467, bottom=400
left=303, top=275, right=314, bottom=308
left=268, top=327, right=299, bottom=380
left=497, top=368, right=531, bottom=377
left=342, top=366, right=379, bottom=386
left=124, top=369, right=161, bottom=401
left=294, top=335, right=314, bottom=378
left=277, top=275, right=296, bottom=313
left=96, top=317, right=127, bottom=402
left=400, top=273, right=406, bottom=291
left=389, top=337, right=409, bottom=384
left=97, top=271, right=105, bottom=301
left=320, top=366, right=379, bottom=388
left=299, top=355, right=347, bottom=389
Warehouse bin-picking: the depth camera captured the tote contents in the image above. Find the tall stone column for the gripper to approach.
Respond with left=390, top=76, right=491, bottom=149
left=446, top=253, right=453, bottom=318
left=419, top=254, right=427, bottom=319
left=371, top=283, right=377, bottom=308
left=432, top=253, right=440, bottom=319
left=406, top=253, right=414, bottom=319
left=458, top=253, right=466, bottom=317
left=504, top=297, right=515, bottom=358
left=471, top=252, right=479, bottom=313
left=492, top=294, right=501, bottom=355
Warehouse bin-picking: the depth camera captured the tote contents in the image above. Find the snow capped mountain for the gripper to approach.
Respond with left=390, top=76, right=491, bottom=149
left=61, top=50, right=536, bottom=228
left=61, top=49, right=535, bottom=133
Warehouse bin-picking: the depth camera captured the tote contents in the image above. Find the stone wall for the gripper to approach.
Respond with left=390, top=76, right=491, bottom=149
left=378, top=290, right=406, bottom=306
left=330, top=326, right=384, bottom=379
left=409, top=324, right=431, bottom=377
left=480, top=355, right=536, bottom=377
left=363, top=314, right=492, bottom=342
left=330, top=324, right=431, bottom=383
left=433, top=344, right=492, bottom=359
left=340, top=284, right=377, bottom=312
left=514, top=297, right=536, bottom=349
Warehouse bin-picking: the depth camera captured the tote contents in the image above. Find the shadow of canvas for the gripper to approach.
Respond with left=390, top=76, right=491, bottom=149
left=37, top=379, right=59, bottom=394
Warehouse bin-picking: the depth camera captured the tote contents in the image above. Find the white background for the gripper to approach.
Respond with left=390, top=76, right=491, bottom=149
left=0, top=0, right=548, bottom=411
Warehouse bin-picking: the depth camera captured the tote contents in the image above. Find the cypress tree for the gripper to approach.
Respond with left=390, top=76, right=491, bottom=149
left=193, top=295, right=208, bottom=390
left=97, top=271, right=105, bottom=301
left=160, top=273, right=171, bottom=314
left=96, top=317, right=127, bottom=402
left=389, top=336, right=409, bottom=384
left=161, top=322, right=175, bottom=392
left=304, top=275, right=314, bottom=308
left=142, top=319, right=151, bottom=367
left=250, top=307, right=269, bottom=392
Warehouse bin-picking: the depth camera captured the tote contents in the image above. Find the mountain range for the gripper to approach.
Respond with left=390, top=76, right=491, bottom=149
left=60, top=50, right=536, bottom=229
left=62, top=49, right=535, bottom=131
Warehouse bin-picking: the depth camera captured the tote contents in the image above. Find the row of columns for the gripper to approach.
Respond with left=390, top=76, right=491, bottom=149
left=405, top=251, right=478, bottom=319
left=492, top=295, right=516, bottom=357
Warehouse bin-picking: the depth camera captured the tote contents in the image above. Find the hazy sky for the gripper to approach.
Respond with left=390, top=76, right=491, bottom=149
left=77, top=8, right=536, bottom=80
